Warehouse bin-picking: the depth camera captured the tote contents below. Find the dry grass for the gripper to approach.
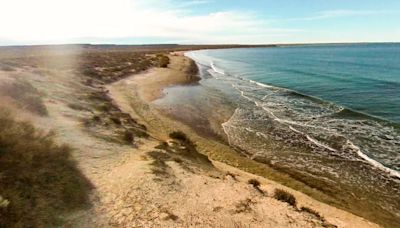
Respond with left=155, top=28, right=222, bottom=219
left=0, top=80, right=48, bottom=116
left=234, top=198, right=254, bottom=214
left=300, top=206, right=338, bottom=228
left=77, top=52, right=152, bottom=146
left=0, top=64, right=15, bottom=71
left=147, top=150, right=173, bottom=178
left=273, top=189, right=297, bottom=207
left=150, top=135, right=214, bottom=177
left=79, top=51, right=154, bottom=84
left=168, top=132, right=213, bottom=169
left=300, top=206, right=323, bottom=219
left=0, top=109, right=92, bottom=227
left=82, top=89, right=148, bottom=146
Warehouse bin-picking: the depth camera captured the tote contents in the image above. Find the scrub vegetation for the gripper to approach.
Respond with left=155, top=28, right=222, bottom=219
left=0, top=109, right=92, bottom=227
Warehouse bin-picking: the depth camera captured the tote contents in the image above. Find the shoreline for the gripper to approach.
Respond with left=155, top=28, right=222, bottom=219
left=134, top=54, right=200, bottom=102
left=107, top=53, right=379, bottom=227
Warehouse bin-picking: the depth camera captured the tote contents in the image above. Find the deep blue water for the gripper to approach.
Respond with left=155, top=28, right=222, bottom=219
left=186, top=44, right=400, bottom=176
left=191, top=44, right=400, bottom=123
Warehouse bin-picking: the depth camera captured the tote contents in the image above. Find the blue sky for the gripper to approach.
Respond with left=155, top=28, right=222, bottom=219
left=0, top=0, right=399, bottom=45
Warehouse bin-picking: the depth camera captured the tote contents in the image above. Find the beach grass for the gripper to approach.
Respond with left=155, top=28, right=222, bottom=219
left=0, top=108, right=92, bottom=227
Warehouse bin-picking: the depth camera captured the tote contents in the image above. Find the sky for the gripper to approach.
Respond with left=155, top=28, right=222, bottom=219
left=0, top=0, right=399, bottom=45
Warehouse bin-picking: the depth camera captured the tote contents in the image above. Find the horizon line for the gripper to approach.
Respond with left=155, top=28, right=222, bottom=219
left=0, top=41, right=399, bottom=48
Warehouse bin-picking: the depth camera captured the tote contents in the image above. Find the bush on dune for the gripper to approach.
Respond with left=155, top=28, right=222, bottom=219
left=169, top=131, right=189, bottom=142
left=0, top=109, right=92, bottom=227
left=156, top=54, right=170, bottom=68
left=169, top=130, right=196, bottom=150
left=273, top=189, right=297, bottom=207
left=300, top=206, right=323, bottom=219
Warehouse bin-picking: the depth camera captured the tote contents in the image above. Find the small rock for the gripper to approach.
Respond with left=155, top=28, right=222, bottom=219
left=160, top=212, right=170, bottom=220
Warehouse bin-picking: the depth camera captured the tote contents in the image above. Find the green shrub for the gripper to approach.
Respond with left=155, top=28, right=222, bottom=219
left=0, top=109, right=92, bottom=227
left=273, top=189, right=296, bottom=207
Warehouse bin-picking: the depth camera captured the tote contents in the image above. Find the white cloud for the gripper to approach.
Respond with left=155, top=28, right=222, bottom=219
left=178, top=0, right=211, bottom=7
left=285, top=9, right=389, bottom=21
left=0, top=0, right=297, bottom=44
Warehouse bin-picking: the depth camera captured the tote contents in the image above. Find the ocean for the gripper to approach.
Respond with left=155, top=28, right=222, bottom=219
left=155, top=44, right=400, bottom=226
left=187, top=44, right=400, bottom=175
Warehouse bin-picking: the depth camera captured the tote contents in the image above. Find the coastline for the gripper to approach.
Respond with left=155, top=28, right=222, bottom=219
left=131, top=54, right=200, bottom=102
left=106, top=53, right=379, bottom=227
